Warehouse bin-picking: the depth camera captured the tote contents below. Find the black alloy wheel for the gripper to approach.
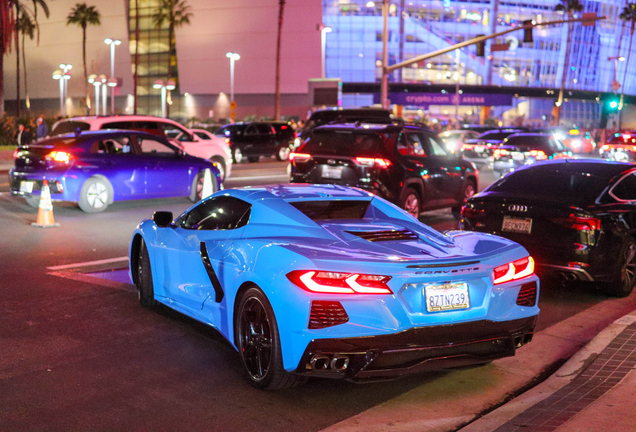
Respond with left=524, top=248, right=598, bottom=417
left=608, top=238, right=636, bottom=297
left=236, top=287, right=305, bottom=389
left=400, top=187, right=421, bottom=219
left=137, top=238, right=157, bottom=307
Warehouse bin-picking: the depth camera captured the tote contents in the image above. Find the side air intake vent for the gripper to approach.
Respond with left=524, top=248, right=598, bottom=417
left=516, top=281, right=537, bottom=307
left=309, top=301, right=349, bottom=329
left=346, top=229, right=418, bottom=242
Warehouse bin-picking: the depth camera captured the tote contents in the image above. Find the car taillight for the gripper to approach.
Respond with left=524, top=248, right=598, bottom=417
left=493, top=256, right=535, bottom=285
left=529, top=150, right=547, bottom=160
left=494, top=149, right=508, bottom=158
left=286, top=270, right=393, bottom=294
left=354, top=157, right=392, bottom=168
left=551, top=214, right=601, bottom=231
left=461, top=205, right=486, bottom=218
left=289, top=152, right=311, bottom=163
left=45, top=151, right=75, bottom=163
left=224, top=138, right=230, bottom=144
left=13, top=149, right=19, bottom=159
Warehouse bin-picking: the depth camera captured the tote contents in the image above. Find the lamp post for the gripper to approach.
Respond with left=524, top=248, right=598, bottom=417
left=53, top=67, right=71, bottom=117
left=100, top=75, right=108, bottom=117
left=59, top=63, right=72, bottom=102
left=608, top=55, right=626, bottom=94
left=88, top=74, right=99, bottom=115
left=319, top=24, right=332, bottom=79
left=104, top=38, right=121, bottom=114
left=225, top=52, right=240, bottom=104
left=153, top=79, right=176, bottom=118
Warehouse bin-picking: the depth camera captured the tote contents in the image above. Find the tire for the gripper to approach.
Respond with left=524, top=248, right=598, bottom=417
left=276, top=145, right=291, bottom=161
left=190, top=170, right=217, bottom=203
left=25, top=195, right=40, bottom=208
left=78, top=177, right=110, bottom=213
left=399, top=187, right=421, bottom=219
left=210, top=157, right=226, bottom=180
left=137, top=238, right=157, bottom=307
left=452, top=180, right=476, bottom=220
left=606, top=238, right=636, bottom=297
left=236, top=287, right=305, bottom=390
left=248, top=156, right=260, bottom=163
left=233, top=147, right=244, bottom=164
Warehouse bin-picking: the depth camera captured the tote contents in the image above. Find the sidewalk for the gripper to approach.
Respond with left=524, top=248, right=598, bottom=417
left=459, top=310, right=636, bottom=432
left=321, top=293, right=636, bottom=432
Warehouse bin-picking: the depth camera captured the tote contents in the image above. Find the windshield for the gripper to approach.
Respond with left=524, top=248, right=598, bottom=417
left=487, top=166, right=608, bottom=205
left=51, top=121, right=90, bottom=136
left=301, top=131, right=387, bottom=157
left=290, top=200, right=370, bottom=220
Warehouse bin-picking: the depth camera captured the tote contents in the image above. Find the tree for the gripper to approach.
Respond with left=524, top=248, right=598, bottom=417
left=619, top=3, right=636, bottom=129
left=133, top=0, right=140, bottom=114
left=274, top=0, right=285, bottom=120
left=0, top=0, right=49, bottom=117
left=553, top=0, right=583, bottom=125
left=67, top=3, right=101, bottom=113
left=17, top=12, right=34, bottom=109
left=153, top=0, right=192, bottom=116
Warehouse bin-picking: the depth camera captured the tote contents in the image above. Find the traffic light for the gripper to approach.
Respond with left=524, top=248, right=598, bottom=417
left=523, top=20, right=533, bottom=43
left=476, top=34, right=485, bottom=57
left=608, top=99, right=619, bottom=111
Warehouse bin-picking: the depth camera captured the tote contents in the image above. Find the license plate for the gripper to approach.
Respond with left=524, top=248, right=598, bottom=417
left=424, top=282, right=470, bottom=312
left=475, top=145, right=484, bottom=153
left=502, top=216, right=533, bottom=234
left=512, top=153, right=525, bottom=161
left=19, top=181, right=33, bottom=193
left=322, top=165, right=342, bottom=179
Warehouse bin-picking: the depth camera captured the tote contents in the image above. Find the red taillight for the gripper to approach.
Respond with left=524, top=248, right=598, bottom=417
left=289, top=152, right=311, bottom=163
left=461, top=205, right=486, bottom=218
left=45, top=151, right=75, bottom=163
left=354, top=157, right=392, bottom=168
left=551, top=214, right=601, bottom=231
left=13, top=149, right=19, bottom=159
left=493, top=256, right=535, bottom=285
left=529, top=150, right=547, bottom=160
left=287, top=270, right=393, bottom=294
left=494, top=149, right=508, bottom=158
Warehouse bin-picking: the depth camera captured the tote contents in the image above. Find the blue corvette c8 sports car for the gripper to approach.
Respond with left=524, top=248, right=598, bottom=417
left=10, top=130, right=222, bottom=212
left=129, top=184, right=540, bottom=389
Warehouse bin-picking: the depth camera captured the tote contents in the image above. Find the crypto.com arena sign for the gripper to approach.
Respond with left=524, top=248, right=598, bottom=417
left=387, top=92, right=513, bottom=107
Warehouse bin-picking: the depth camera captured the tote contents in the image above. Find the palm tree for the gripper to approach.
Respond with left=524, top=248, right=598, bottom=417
left=619, top=3, right=636, bottom=129
left=274, top=0, right=285, bottom=120
left=17, top=12, right=34, bottom=109
left=152, top=0, right=192, bottom=87
left=0, top=0, right=48, bottom=116
left=67, top=3, right=101, bottom=113
left=553, top=0, right=583, bottom=125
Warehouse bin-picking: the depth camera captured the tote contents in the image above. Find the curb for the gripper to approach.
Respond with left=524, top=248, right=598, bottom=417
left=457, top=309, right=636, bottom=432
left=320, top=291, right=636, bottom=432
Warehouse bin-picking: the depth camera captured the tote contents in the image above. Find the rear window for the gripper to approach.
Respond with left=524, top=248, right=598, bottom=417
left=301, top=131, right=386, bottom=157
left=290, top=200, right=370, bottom=220
left=479, top=131, right=517, bottom=141
left=51, top=121, right=90, bottom=136
left=215, top=125, right=244, bottom=137
left=487, top=167, right=609, bottom=205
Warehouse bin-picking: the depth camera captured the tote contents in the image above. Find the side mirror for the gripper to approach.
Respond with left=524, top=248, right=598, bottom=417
left=153, top=211, right=174, bottom=228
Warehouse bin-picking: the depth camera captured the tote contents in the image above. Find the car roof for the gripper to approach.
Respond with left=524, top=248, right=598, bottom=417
left=313, top=122, right=424, bottom=133
left=213, top=184, right=375, bottom=202
left=59, top=129, right=165, bottom=141
left=512, top=158, right=635, bottom=176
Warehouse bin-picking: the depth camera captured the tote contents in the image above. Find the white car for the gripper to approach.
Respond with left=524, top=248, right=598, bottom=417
left=51, top=116, right=232, bottom=180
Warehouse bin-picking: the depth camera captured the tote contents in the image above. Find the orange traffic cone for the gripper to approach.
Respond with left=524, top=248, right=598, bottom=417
left=31, top=180, right=60, bottom=228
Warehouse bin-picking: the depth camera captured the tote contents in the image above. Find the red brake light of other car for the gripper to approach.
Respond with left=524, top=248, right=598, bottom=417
left=13, top=148, right=19, bottom=159
left=289, top=152, right=311, bottom=163
left=354, top=157, right=392, bottom=168
left=493, top=149, right=508, bottom=159
left=493, top=256, right=535, bottom=285
left=529, top=150, right=547, bottom=160
left=461, top=205, right=485, bottom=218
left=551, top=214, right=601, bottom=231
left=287, top=270, right=393, bottom=294
left=45, top=151, right=75, bottom=163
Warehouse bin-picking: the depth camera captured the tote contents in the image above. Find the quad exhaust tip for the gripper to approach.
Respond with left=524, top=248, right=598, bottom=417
left=309, top=354, right=350, bottom=371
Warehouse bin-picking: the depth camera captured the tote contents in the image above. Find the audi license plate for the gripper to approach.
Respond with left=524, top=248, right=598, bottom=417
left=322, top=165, right=342, bottom=179
left=424, top=282, right=470, bottom=312
left=502, top=216, right=533, bottom=234
left=19, top=180, right=34, bottom=193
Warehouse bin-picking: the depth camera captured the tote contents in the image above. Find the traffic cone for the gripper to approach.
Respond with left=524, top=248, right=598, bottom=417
left=201, top=168, right=214, bottom=199
left=31, top=180, right=60, bottom=228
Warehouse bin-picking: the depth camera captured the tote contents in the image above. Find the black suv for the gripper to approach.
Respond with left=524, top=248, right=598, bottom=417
left=296, top=108, right=394, bottom=145
left=214, top=122, right=294, bottom=163
left=289, top=123, right=479, bottom=219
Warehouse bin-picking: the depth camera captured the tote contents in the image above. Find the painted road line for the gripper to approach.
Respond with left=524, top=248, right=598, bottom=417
left=225, top=174, right=289, bottom=182
left=47, top=256, right=129, bottom=271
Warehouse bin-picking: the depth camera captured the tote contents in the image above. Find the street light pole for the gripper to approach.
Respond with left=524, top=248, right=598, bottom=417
left=226, top=52, right=240, bottom=122
left=105, top=38, right=121, bottom=114
left=320, top=24, right=332, bottom=79
left=53, top=70, right=64, bottom=116
left=381, top=0, right=389, bottom=109
left=153, top=79, right=176, bottom=118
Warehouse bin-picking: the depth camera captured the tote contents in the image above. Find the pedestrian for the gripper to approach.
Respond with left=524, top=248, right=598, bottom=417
left=17, top=124, right=33, bottom=146
left=36, top=116, right=49, bottom=140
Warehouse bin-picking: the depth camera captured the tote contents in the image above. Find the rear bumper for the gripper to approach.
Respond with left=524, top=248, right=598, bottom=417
left=9, top=170, right=71, bottom=201
left=294, top=316, right=537, bottom=381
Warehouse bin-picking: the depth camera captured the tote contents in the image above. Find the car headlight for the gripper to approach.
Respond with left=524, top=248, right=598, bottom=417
left=572, top=139, right=581, bottom=148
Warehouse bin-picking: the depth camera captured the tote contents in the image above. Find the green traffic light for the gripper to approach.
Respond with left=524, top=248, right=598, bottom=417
left=609, top=101, right=619, bottom=109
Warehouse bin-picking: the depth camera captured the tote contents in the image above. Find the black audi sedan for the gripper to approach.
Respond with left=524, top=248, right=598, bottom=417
left=459, top=159, right=636, bottom=297
left=289, top=122, right=479, bottom=219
